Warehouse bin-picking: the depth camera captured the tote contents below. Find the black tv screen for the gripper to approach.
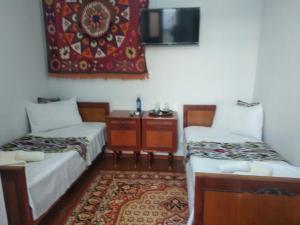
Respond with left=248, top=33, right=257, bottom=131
left=140, top=7, right=200, bottom=45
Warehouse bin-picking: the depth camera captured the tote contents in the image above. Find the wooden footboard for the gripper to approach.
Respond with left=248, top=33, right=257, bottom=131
left=0, top=166, right=33, bottom=225
left=194, top=173, right=300, bottom=225
left=0, top=101, right=109, bottom=225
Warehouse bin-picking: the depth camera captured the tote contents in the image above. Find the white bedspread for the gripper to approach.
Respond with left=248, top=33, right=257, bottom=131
left=26, top=122, right=106, bottom=220
left=185, top=126, right=300, bottom=225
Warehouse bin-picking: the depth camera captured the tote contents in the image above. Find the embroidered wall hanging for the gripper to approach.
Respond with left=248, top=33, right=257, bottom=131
left=43, top=0, right=148, bottom=79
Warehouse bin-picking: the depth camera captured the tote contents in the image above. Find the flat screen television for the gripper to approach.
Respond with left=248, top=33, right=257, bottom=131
left=140, top=7, right=200, bottom=45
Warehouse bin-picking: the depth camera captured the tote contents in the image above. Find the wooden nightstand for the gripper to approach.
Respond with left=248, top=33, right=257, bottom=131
left=107, top=110, right=142, bottom=165
left=142, top=111, right=178, bottom=168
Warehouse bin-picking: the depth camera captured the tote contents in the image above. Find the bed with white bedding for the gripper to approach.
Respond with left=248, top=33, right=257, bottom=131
left=27, top=122, right=106, bottom=220
left=183, top=104, right=300, bottom=225
left=0, top=101, right=110, bottom=225
left=185, top=126, right=300, bottom=225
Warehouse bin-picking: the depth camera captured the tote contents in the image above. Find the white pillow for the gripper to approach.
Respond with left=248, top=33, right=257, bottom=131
left=26, top=97, right=82, bottom=132
left=212, top=103, right=263, bottom=140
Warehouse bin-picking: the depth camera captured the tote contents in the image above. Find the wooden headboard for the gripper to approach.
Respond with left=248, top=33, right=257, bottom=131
left=77, top=102, right=109, bottom=122
left=183, top=105, right=216, bottom=128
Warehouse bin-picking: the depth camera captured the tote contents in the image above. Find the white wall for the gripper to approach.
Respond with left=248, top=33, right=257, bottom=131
left=0, top=0, right=49, bottom=224
left=0, top=1, right=49, bottom=145
left=253, top=0, right=300, bottom=166
left=47, top=0, right=263, bottom=152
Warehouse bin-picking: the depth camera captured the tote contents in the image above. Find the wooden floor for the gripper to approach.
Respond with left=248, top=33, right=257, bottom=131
left=39, top=153, right=185, bottom=225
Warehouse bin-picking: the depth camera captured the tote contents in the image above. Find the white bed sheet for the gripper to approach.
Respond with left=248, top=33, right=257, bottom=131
left=184, top=126, right=300, bottom=225
left=26, top=122, right=106, bottom=220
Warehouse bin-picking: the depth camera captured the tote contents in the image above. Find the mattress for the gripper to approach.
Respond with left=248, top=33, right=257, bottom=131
left=26, top=122, right=106, bottom=220
left=184, top=126, right=300, bottom=225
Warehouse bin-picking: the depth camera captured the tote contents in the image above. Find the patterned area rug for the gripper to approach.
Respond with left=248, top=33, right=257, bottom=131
left=65, top=171, right=188, bottom=225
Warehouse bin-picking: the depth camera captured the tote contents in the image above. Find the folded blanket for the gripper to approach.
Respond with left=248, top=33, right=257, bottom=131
left=0, top=151, right=25, bottom=166
left=0, top=151, right=16, bottom=160
left=15, top=150, right=45, bottom=162
left=219, top=161, right=250, bottom=173
left=250, top=164, right=273, bottom=176
left=233, top=164, right=273, bottom=176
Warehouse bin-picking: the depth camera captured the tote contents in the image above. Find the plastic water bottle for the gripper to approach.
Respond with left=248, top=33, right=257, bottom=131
left=136, top=97, right=142, bottom=114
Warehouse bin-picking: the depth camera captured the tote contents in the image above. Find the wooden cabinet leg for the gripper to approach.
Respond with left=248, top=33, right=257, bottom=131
left=113, top=151, right=118, bottom=166
left=134, top=151, right=140, bottom=168
left=101, top=146, right=106, bottom=159
left=147, top=153, right=151, bottom=168
left=148, top=152, right=154, bottom=169
left=117, top=151, right=122, bottom=160
left=168, top=153, right=174, bottom=169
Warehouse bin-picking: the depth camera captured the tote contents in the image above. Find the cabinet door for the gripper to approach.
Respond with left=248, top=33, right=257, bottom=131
left=145, top=130, right=173, bottom=148
left=142, top=120, right=177, bottom=152
left=108, top=119, right=141, bottom=150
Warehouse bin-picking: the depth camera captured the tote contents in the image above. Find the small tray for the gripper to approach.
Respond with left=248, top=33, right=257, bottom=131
left=149, top=110, right=173, bottom=117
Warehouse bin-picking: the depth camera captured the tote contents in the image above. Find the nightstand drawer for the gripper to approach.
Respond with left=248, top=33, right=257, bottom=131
left=145, top=131, right=173, bottom=148
left=145, top=120, right=173, bottom=126
left=109, top=120, right=137, bottom=129
left=144, top=120, right=174, bottom=129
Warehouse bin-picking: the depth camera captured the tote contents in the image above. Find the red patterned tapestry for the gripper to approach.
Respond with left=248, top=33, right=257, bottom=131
left=43, top=0, right=148, bottom=79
